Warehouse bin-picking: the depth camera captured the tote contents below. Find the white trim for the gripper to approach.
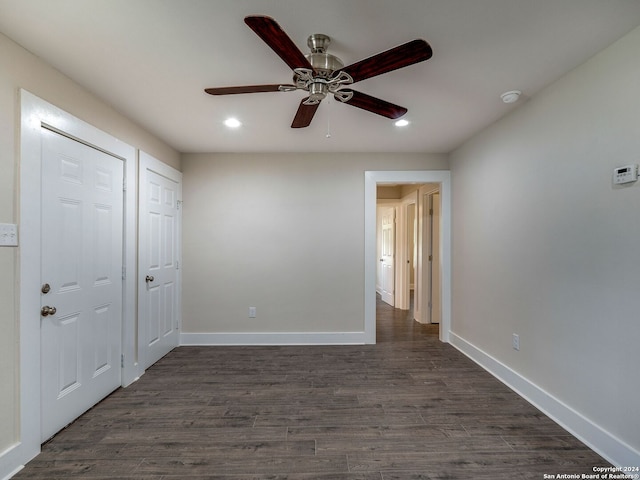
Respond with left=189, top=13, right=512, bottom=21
left=121, top=150, right=140, bottom=387
left=0, top=463, right=23, bottom=480
left=181, top=332, right=366, bottom=346
left=397, top=190, right=419, bottom=312
left=12, top=90, right=138, bottom=476
left=450, top=332, right=640, bottom=468
left=365, top=170, right=451, bottom=344
left=0, top=444, right=23, bottom=480
left=140, top=150, right=182, bottom=180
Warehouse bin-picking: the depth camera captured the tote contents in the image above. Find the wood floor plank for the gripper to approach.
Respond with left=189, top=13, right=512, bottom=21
left=159, top=474, right=382, bottom=480
left=13, top=295, right=610, bottom=479
left=12, top=459, right=145, bottom=477
left=101, top=427, right=288, bottom=443
left=347, top=450, right=606, bottom=473
left=133, top=455, right=349, bottom=476
left=316, top=435, right=513, bottom=454
left=37, top=440, right=317, bottom=460
left=255, top=410, right=425, bottom=428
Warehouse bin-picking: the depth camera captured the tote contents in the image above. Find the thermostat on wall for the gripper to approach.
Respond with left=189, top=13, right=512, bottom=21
left=613, top=164, right=638, bottom=185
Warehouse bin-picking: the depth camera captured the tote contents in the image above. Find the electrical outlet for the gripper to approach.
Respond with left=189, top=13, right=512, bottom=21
left=512, top=333, right=520, bottom=351
left=249, top=307, right=256, bottom=318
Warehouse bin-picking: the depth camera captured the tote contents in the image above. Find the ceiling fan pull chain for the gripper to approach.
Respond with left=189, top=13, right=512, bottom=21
left=326, top=97, right=332, bottom=138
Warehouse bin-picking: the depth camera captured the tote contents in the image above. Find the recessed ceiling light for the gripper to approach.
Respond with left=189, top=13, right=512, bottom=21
left=500, top=90, right=521, bottom=104
left=224, top=117, right=242, bottom=128
left=395, top=119, right=409, bottom=127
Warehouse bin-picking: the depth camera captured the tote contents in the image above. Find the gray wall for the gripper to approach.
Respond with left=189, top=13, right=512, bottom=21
left=0, top=32, right=178, bottom=461
left=449, top=26, right=640, bottom=457
left=181, top=153, right=447, bottom=335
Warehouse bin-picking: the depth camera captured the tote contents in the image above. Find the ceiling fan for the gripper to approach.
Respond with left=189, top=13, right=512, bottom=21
left=205, top=15, right=433, bottom=128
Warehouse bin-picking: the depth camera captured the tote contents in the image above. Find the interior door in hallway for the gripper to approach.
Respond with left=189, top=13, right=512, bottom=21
left=430, top=192, right=442, bottom=323
left=40, top=128, right=124, bottom=441
left=427, top=192, right=441, bottom=324
left=139, top=153, right=182, bottom=370
left=379, top=206, right=395, bottom=306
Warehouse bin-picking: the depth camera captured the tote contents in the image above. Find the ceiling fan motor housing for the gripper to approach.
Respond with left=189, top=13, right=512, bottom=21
left=307, top=52, right=344, bottom=77
left=298, top=33, right=352, bottom=103
left=305, top=34, right=344, bottom=77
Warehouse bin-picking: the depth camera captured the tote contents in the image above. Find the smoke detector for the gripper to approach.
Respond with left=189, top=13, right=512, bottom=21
left=501, top=90, right=522, bottom=104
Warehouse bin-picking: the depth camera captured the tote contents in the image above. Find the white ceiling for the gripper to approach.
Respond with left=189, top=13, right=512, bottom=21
left=1, top=0, right=640, bottom=154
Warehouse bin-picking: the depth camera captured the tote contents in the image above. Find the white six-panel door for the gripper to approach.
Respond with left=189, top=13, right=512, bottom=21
left=380, top=206, right=396, bottom=306
left=429, top=192, right=441, bottom=324
left=40, top=128, right=123, bottom=441
left=138, top=152, right=181, bottom=370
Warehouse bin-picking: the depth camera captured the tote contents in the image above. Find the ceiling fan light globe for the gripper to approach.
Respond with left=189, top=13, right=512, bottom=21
left=308, top=82, right=328, bottom=101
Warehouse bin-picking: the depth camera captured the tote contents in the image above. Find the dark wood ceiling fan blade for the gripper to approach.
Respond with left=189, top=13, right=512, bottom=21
left=291, top=99, right=320, bottom=128
left=339, top=39, right=432, bottom=83
left=338, top=90, right=407, bottom=119
left=205, top=84, right=294, bottom=95
left=244, top=15, right=314, bottom=71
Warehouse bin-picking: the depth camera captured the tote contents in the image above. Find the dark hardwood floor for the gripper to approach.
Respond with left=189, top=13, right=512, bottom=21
left=14, top=296, right=609, bottom=479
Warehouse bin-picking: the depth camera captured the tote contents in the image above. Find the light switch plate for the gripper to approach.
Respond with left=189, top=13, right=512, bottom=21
left=0, top=223, right=18, bottom=246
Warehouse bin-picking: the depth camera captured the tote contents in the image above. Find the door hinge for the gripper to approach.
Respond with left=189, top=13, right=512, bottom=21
left=177, top=200, right=182, bottom=210
left=120, top=354, right=124, bottom=368
left=122, top=266, right=126, bottom=280
left=176, top=260, right=180, bottom=270
left=123, top=178, right=127, bottom=192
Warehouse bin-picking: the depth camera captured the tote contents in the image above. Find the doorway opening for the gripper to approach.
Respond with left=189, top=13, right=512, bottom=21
left=364, top=170, right=451, bottom=345
left=375, top=183, right=441, bottom=328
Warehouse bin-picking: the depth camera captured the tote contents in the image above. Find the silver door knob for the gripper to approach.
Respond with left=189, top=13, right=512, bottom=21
left=145, top=275, right=154, bottom=283
left=41, top=306, right=57, bottom=317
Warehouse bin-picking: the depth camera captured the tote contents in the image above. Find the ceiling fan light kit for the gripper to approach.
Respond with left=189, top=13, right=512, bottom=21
left=205, top=15, right=433, bottom=128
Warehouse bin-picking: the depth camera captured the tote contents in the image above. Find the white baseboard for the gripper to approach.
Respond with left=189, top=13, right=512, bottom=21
left=0, top=440, right=35, bottom=480
left=449, top=332, right=640, bottom=468
left=181, top=331, right=366, bottom=346
left=1, top=466, right=23, bottom=480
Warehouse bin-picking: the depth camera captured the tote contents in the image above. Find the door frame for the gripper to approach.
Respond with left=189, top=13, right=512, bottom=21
left=423, top=189, right=442, bottom=325
left=17, top=90, right=138, bottom=467
left=364, top=170, right=451, bottom=344
left=397, top=190, right=418, bottom=313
